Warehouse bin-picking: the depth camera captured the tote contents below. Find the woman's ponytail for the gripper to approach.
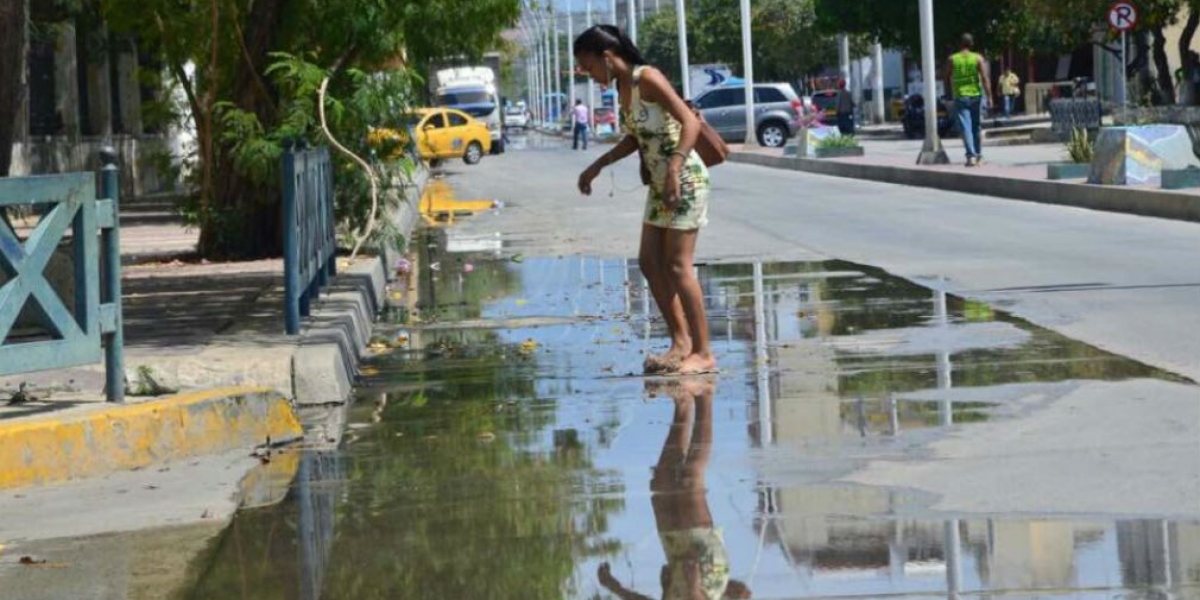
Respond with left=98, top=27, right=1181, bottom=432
left=574, top=24, right=647, bottom=66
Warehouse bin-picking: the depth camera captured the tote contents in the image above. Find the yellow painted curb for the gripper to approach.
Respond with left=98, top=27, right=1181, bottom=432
left=0, top=387, right=302, bottom=490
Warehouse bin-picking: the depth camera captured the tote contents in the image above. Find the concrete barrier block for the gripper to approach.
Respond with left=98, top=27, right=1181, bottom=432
left=0, top=387, right=301, bottom=489
left=1162, top=167, right=1200, bottom=189
left=1089, top=125, right=1200, bottom=185
left=1047, top=162, right=1091, bottom=180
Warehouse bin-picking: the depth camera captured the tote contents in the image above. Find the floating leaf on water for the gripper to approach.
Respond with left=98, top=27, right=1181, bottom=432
left=477, top=432, right=496, bottom=442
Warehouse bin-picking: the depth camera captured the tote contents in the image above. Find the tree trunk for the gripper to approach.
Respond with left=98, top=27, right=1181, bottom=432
left=1152, top=27, right=1176, bottom=105
left=1133, top=31, right=1156, bottom=105
left=197, top=0, right=288, bottom=260
left=0, top=0, right=27, bottom=177
left=1179, top=5, right=1200, bottom=105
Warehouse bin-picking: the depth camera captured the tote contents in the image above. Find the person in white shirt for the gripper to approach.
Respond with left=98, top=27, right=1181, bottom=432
left=572, top=99, right=591, bottom=150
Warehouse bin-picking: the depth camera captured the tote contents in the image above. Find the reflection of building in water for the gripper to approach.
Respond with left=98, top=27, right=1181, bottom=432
left=986, top=521, right=1077, bottom=590
left=755, top=490, right=1200, bottom=595
left=1119, top=521, right=1200, bottom=588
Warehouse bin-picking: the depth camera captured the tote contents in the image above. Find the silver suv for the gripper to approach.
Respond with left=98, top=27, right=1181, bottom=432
left=692, top=83, right=802, bottom=147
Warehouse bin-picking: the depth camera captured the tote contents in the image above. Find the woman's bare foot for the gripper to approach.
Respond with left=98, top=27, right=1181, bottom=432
left=674, top=353, right=718, bottom=375
left=643, top=340, right=692, bottom=373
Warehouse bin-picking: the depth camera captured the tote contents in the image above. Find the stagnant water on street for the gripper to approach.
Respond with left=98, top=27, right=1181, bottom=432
left=180, top=229, right=1198, bottom=599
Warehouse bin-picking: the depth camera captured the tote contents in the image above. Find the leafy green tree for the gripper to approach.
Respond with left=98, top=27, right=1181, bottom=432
left=1017, top=0, right=1197, bottom=104
left=639, top=0, right=839, bottom=90
left=0, top=0, right=25, bottom=178
left=814, top=0, right=1020, bottom=56
left=101, top=0, right=520, bottom=259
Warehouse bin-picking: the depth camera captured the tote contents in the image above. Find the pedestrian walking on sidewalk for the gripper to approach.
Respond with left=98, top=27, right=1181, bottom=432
left=572, top=99, right=591, bottom=150
left=1000, top=68, right=1021, bottom=118
left=836, top=79, right=855, bottom=136
left=944, top=34, right=995, bottom=167
left=573, top=24, right=717, bottom=376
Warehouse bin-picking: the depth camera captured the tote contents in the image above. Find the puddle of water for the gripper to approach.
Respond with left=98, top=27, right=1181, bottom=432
left=182, top=230, right=1198, bottom=599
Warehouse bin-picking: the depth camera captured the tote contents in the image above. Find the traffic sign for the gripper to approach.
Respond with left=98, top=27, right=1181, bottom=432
left=1109, top=2, right=1138, bottom=31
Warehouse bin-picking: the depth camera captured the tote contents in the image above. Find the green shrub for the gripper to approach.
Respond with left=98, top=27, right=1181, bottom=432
left=1066, top=127, right=1094, bottom=164
left=817, top=135, right=861, bottom=149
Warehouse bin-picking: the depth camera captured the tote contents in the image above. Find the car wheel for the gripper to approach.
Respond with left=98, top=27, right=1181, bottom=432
left=463, top=141, right=484, bottom=165
left=757, top=121, right=789, bottom=148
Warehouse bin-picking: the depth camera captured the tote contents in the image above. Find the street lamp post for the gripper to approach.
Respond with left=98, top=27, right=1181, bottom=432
left=917, top=0, right=948, bottom=164
left=543, top=14, right=552, bottom=127
left=740, top=0, right=756, bottom=146
left=587, top=0, right=596, bottom=114
left=628, top=0, right=637, bottom=44
left=872, top=41, right=886, bottom=124
left=568, top=4, right=576, bottom=112
left=553, top=6, right=562, bottom=127
left=677, top=0, right=690, bottom=98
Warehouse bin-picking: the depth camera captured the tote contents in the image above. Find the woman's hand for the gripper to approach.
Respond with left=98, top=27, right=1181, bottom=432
left=578, top=163, right=602, bottom=196
left=663, top=161, right=683, bottom=210
left=598, top=562, right=620, bottom=589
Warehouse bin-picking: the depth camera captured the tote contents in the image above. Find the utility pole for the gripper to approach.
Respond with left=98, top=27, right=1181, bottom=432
left=568, top=3, right=576, bottom=112
left=628, top=0, right=637, bottom=44
left=587, top=0, right=596, bottom=115
left=677, top=0, right=690, bottom=98
left=872, top=42, right=886, bottom=124
left=553, top=5, right=562, bottom=127
left=740, top=0, right=755, bottom=145
left=917, top=0, right=948, bottom=164
left=543, top=13, right=552, bottom=126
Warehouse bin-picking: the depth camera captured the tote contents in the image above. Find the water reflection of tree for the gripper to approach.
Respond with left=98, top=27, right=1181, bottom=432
left=181, top=332, right=624, bottom=600
left=416, top=228, right=521, bottom=322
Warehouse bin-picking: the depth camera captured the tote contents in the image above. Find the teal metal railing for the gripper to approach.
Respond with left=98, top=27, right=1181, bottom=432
left=282, top=144, right=337, bottom=335
left=0, top=150, right=124, bottom=401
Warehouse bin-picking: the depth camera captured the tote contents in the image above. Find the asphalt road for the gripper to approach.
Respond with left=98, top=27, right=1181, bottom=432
left=453, top=131, right=1200, bottom=383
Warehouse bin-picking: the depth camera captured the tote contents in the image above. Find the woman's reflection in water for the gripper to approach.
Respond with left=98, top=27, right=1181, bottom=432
left=599, top=377, right=751, bottom=600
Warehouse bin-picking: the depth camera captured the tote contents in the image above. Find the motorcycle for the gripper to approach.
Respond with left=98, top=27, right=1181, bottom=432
left=900, top=93, right=957, bottom=139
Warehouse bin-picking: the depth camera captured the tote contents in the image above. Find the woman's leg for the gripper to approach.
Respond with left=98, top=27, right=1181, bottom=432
left=640, top=224, right=691, bottom=364
left=664, top=228, right=716, bottom=374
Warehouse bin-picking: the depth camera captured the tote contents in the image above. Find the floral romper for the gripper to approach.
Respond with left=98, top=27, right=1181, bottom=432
left=622, top=66, right=711, bottom=230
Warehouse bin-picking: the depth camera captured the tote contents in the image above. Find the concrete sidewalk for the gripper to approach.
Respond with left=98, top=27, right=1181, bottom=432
left=731, top=138, right=1200, bottom=222
left=0, top=175, right=420, bottom=490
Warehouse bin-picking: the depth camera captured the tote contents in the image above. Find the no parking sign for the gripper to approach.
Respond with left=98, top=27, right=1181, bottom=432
left=1109, top=2, right=1138, bottom=31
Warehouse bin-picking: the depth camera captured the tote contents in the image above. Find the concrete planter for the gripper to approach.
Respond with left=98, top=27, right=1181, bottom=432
left=814, top=146, right=865, bottom=159
left=1046, top=162, right=1090, bottom=180
left=1089, top=125, right=1200, bottom=185
left=1161, top=167, right=1200, bottom=189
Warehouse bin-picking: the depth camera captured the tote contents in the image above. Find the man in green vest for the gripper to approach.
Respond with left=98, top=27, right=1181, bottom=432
left=944, top=34, right=994, bottom=166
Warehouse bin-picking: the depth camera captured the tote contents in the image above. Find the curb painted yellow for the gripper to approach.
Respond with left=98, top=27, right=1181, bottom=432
left=0, top=387, right=302, bottom=490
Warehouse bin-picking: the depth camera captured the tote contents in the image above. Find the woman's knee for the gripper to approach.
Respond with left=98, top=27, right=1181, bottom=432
left=667, top=258, right=693, bottom=281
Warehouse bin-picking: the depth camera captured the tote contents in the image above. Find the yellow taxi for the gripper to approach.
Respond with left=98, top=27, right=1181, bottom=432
left=407, top=108, right=492, bottom=165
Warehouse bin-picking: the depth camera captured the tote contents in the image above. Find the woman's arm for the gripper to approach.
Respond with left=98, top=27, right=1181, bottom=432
left=578, top=135, right=639, bottom=196
left=589, top=134, right=640, bottom=172
left=598, top=563, right=655, bottom=600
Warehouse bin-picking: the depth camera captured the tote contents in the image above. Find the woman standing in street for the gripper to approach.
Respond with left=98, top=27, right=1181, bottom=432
left=573, top=24, right=716, bottom=376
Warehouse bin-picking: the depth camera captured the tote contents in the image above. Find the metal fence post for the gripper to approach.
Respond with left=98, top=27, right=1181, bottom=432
left=100, top=146, right=125, bottom=402
left=283, top=143, right=301, bottom=335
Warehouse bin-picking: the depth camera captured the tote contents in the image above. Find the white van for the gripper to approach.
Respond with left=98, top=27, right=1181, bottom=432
left=435, top=67, right=504, bottom=154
